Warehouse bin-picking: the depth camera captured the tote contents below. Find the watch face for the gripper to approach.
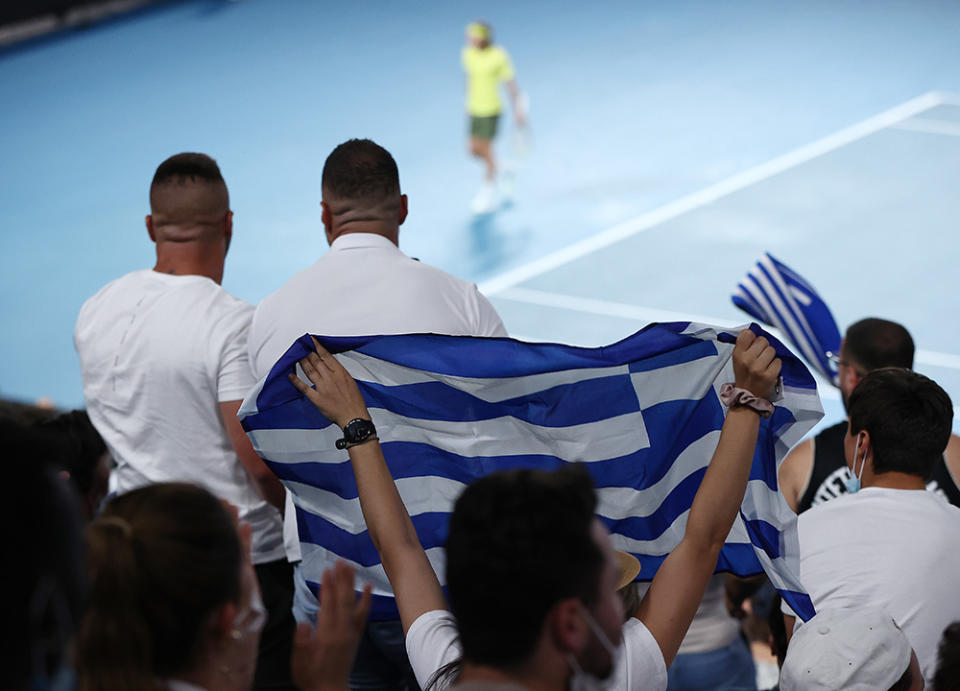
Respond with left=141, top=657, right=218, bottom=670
left=344, top=418, right=376, bottom=443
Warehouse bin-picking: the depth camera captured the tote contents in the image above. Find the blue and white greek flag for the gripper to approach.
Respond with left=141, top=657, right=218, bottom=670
left=239, top=322, right=820, bottom=621
left=732, top=253, right=843, bottom=386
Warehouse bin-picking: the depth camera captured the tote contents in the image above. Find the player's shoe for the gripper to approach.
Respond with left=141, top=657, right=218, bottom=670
left=471, top=182, right=497, bottom=214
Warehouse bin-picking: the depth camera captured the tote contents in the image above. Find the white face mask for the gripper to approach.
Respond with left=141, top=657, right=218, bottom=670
left=844, top=432, right=867, bottom=494
left=565, top=606, right=623, bottom=691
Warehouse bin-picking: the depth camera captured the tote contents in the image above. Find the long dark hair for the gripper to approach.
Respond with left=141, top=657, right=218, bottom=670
left=75, top=483, right=242, bottom=690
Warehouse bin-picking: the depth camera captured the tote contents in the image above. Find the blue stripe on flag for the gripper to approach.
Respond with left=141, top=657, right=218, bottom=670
left=357, top=375, right=640, bottom=427
left=780, top=590, right=817, bottom=622
left=627, top=339, right=717, bottom=372
left=742, top=518, right=782, bottom=560
left=603, top=469, right=705, bottom=540
left=295, top=505, right=451, bottom=568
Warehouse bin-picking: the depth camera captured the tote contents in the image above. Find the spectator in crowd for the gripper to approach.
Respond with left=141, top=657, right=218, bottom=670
left=288, top=330, right=781, bottom=690
left=77, top=483, right=263, bottom=690
left=779, top=608, right=921, bottom=691
left=779, top=317, right=960, bottom=512
left=248, top=138, right=507, bottom=690
left=77, top=482, right=371, bottom=691
left=781, top=368, right=960, bottom=686
left=35, top=409, right=111, bottom=520
left=74, top=154, right=293, bottom=690
left=933, top=622, right=960, bottom=690
left=5, top=419, right=86, bottom=691
left=248, top=138, right=506, bottom=376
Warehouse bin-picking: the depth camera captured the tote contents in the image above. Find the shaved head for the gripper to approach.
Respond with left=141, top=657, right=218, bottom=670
left=149, top=153, right=229, bottom=242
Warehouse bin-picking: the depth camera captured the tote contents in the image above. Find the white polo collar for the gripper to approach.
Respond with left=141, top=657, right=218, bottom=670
left=329, top=232, right=400, bottom=252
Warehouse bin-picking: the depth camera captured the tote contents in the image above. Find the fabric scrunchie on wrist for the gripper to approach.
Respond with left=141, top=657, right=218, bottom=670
left=719, top=382, right=779, bottom=418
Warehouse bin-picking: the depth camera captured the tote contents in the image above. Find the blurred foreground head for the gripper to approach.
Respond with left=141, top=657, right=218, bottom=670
left=76, top=483, right=259, bottom=691
left=3, top=419, right=86, bottom=690
left=445, top=464, right=623, bottom=680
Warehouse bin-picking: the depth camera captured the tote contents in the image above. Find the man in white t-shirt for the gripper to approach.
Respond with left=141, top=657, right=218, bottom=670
left=248, top=139, right=507, bottom=690
left=287, top=331, right=782, bottom=691
left=782, top=367, right=960, bottom=686
left=74, top=153, right=294, bottom=691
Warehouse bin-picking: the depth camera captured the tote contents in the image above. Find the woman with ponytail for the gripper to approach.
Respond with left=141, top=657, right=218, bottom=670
left=76, top=483, right=263, bottom=691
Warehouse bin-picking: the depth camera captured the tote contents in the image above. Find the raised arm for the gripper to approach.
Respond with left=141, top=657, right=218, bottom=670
left=636, top=330, right=781, bottom=667
left=289, top=338, right=448, bottom=633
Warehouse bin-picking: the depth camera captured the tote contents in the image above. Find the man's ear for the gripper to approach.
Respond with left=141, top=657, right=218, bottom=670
left=146, top=214, right=156, bottom=243
left=210, top=600, right=238, bottom=648
left=398, top=194, right=409, bottom=226
left=860, top=429, right=874, bottom=467
left=548, top=598, right=589, bottom=655
left=320, top=201, right=334, bottom=244
left=848, top=368, right=863, bottom=391
left=224, top=210, right=234, bottom=254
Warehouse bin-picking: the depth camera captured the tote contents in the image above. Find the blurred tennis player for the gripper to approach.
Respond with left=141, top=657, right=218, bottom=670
left=462, top=21, right=526, bottom=213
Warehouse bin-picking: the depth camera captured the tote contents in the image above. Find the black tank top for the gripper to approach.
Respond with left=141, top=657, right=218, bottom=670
left=796, top=421, right=960, bottom=513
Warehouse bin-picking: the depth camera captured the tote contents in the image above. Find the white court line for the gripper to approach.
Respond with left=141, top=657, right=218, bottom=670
left=933, top=91, right=960, bottom=107
left=498, top=287, right=742, bottom=329
left=479, top=91, right=946, bottom=296
left=495, top=287, right=960, bottom=375
left=892, top=117, right=960, bottom=137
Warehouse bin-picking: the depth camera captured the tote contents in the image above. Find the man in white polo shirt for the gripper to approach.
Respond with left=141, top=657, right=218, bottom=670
left=248, top=138, right=507, bottom=690
left=248, top=139, right=506, bottom=376
left=75, top=153, right=294, bottom=691
left=782, top=368, right=960, bottom=687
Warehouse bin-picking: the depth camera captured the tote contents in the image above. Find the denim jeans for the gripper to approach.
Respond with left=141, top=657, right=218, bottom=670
left=667, top=635, right=758, bottom=691
left=293, top=563, right=420, bottom=690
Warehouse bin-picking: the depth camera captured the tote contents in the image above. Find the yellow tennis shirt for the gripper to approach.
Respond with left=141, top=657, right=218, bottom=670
left=462, top=45, right=515, bottom=117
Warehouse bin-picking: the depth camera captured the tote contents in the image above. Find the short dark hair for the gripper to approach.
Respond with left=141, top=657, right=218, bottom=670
left=848, top=368, right=953, bottom=479
left=151, top=152, right=224, bottom=188
left=445, top=464, right=605, bottom=668
left=149, top=153, right=227, bottom=212
left=844, top=318, right=915, bottom=371
left=321, top=139, right=400, bottom=201
left=76, top=483, right=242, bottom=687
left=933, top=621, right=960, bottom=690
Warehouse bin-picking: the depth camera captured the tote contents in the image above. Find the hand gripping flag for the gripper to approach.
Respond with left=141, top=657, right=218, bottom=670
left=239, top=322, right=821, bottom=621
left=732, top=253, right=843, bottom=386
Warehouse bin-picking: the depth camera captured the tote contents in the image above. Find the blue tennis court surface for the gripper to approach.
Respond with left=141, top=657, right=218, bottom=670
left=2, top=0, right=960, bottom=434
left=483, top=92, right=960, bottom=431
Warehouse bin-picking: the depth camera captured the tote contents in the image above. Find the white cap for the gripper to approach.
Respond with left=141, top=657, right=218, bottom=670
left=780, top=608, right=912, bottom=690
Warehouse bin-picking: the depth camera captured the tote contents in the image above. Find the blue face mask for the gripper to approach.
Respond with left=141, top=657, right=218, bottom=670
left=844, top=433, right=866, bottom=494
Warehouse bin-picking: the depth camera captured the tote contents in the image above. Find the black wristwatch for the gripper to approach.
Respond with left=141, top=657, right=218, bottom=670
left=336, top=418, right=378, bottom=450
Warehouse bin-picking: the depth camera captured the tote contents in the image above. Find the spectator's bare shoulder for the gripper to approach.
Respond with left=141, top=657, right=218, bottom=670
left=779, top=437, right=814, bottom=513
left=945, top=433, right=960, bottom=480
